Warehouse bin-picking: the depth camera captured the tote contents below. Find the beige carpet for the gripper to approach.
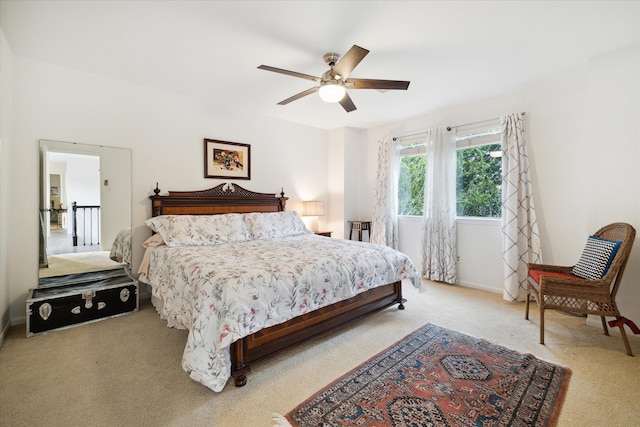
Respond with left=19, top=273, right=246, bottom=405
left=1, top=280, right=638, bottom=427
left=39, top=251, right=125, bottom=278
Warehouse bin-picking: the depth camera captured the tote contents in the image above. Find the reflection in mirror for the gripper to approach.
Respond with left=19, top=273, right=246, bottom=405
left=38, top=140, right=132, bottom=286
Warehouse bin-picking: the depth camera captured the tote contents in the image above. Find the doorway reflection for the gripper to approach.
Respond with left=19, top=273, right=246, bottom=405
left=39, top=140, right=131, bottom=284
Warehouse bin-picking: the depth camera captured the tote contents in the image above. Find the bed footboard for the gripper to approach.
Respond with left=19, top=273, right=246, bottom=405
left=231, top=281, right=405, bottom=387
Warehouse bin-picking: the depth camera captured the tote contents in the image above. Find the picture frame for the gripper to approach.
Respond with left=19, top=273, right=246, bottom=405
left=204, top=139, right=251, bottom=180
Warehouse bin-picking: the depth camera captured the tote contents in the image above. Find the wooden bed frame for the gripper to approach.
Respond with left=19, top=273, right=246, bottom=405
left=149, top=183, right=406, bottom=387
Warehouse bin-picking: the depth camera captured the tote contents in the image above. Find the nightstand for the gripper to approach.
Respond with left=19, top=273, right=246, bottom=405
left=314, top=231, right=332, bottom=237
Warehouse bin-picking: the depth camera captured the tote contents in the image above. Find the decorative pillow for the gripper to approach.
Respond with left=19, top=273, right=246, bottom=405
left=570, top=236, right=621, bottom=280
left=243, top=211, right=310, bottom=240
left=145, top=214, right=250, bottom=247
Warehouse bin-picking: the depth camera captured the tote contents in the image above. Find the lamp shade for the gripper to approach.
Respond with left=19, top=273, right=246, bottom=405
left=302, top=201, right=324, bottom=216
left=318, top=81, right=346, bottom=103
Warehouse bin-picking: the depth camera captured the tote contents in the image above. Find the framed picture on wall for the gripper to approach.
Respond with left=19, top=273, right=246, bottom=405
left=204, top=139, right=251, bottom=180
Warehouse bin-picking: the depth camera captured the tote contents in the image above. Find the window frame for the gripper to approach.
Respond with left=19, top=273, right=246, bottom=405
left=454, top=121, right=502, bottom=220
left=395, top=121, right=503, bottom=219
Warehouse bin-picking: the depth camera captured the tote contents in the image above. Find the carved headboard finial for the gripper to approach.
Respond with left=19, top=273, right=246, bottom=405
left=153, top=183, right=161, bottom=196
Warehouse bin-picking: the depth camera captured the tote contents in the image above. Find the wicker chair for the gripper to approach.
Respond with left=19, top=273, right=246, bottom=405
left=525, top=222, right=638, bottom=356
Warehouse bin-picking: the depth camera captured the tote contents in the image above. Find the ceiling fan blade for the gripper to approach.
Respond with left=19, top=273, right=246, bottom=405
left=330, top=45, right=369, bottom=81
left=277, top=87, right=319, bottom=105
left=258, top=65, right=321, bottom=83
left=345, top=78, right=410, bottom=90
left=339, top=92, right=357, bottom=112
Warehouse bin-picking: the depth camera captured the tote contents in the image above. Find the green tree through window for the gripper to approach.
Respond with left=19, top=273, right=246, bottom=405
left=398, top=155, right=426, bottom=216
left=397, top=141, right=502, bottom=218
left=456, top=143, right=502, bottom=217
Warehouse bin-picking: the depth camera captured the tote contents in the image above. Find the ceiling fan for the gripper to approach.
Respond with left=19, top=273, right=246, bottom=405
left=258, top=45, right=410, bottom=112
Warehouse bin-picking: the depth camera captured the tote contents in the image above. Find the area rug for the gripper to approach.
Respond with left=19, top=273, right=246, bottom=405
left=278, top=324, right=571, bottom=427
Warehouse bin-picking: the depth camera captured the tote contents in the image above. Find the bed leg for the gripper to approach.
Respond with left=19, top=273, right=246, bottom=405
left=231, top=340, right=250, bottom=387
left=395, top=281, right=406, bottom=310
left=234, top=374, right=247, bottom=387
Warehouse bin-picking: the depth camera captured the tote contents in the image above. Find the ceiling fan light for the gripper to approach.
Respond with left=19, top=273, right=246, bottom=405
left=318, top=81, right=346, bottom=103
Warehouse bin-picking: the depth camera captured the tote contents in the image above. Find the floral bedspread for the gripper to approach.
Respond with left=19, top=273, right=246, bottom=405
left=143, top=234, right=422, bottom=392
left=109, top=227, right=131, bottom=265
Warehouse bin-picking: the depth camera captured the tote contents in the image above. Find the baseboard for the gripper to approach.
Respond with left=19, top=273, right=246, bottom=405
left=11, top=315, right=26, bottom=325
left=138, top=283, right=151, bottom=299
left=457, top=280, right=502, bottom=295
left=0, top=318, right=11, bottom=349
left=0, top=305, right=10, bottom=349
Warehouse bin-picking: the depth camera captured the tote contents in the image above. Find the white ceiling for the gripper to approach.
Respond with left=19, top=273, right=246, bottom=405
left=1, top=1, right=639, bottom=130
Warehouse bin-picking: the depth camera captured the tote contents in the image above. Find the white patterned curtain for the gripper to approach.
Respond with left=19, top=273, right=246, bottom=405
left=501, top=113, right=542, bottom=301
left=421, top=127, right=457, bottom=283
left=371, top=136, right=400, bottom=249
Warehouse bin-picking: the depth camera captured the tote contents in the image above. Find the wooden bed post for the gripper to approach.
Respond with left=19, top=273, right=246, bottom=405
left=231, top=340, right=249, bottom=387
left=396, top=281, right=406, bottom=310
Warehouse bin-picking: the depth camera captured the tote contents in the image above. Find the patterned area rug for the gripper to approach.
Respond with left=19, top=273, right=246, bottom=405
left=281, top=324, right=571, bottom=427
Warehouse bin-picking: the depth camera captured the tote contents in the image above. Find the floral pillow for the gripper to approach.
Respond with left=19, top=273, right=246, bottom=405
left=145, top=214, right=250, bottom=247
left=243, top=211, right=310, bottom=240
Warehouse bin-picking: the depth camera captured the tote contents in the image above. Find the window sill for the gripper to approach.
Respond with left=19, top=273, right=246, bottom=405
left=398, top=215, right=501, bottom=225
left=398, top=215, right=423, bottom=223
left=456, top=217, right=501, bottom=226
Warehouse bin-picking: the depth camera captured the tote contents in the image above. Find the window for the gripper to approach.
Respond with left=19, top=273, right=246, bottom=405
left=455, top=142, right=502, bottom=217
left=396, top=122, right=502, bottom=218
left=398, top=142, right=426, bottom=216
left=455, top=124, right=502, bottom=218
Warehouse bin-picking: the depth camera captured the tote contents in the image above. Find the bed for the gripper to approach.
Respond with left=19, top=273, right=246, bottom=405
left=139, top=183, right=422, bottom=392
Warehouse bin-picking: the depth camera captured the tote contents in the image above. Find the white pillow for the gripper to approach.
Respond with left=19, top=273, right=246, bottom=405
left=145, top=214, right=250, bottom=247
left=243, top=211, right=310, bottom=240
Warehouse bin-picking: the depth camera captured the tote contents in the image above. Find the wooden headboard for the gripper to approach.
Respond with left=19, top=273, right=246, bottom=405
left=149, top=183, right=288, bottom=217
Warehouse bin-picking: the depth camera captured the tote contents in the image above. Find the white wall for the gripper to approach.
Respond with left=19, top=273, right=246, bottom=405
left=585, top=45, right=640, bottom=327
left=327, top=129, right=346, bottom=239
left=6, top=56, right=328, bottom=323
left=359, top=44, right=640, bottom=326
left=455, top=219, right=502, bottom=292
left=0, top=27, right=13, bottom=339
left=344, top=128, right=367, bottom=240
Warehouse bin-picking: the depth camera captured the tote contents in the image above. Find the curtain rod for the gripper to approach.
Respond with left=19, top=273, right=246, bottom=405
left=392, top=131, right=427, bottom=142
left=392, top=112, right=526, bottom=141
left=446, top=112, right=526, bottom=132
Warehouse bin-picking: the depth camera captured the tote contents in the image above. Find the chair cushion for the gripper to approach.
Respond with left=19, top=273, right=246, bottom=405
left=570, top=236, right=621, bottom=280
left=529, top=269, right=579, bottom=285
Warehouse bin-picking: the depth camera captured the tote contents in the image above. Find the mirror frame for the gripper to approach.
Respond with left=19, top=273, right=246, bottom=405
left=38, top=139, right=132, bottom=284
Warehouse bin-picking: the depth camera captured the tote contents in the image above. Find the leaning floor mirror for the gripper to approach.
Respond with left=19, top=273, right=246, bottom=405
left=38, top=139, right=132, bottom=285
left=29, top=140, right=136, bottom=337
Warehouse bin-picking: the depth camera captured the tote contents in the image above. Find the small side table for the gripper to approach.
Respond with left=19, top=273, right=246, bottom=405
left=314, top=231, right=332, bottom=237
left=348, top=221, right=371, bottom=241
